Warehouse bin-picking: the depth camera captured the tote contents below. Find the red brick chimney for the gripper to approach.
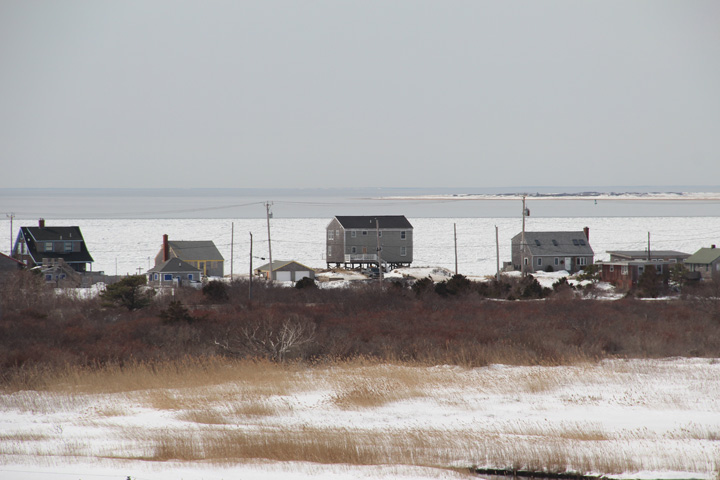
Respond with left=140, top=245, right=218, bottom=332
left=583, top=226, right=590, bottom=241
left=39, top=218, right=45, bottom=228
left=163, top=234, right=169, bottom=261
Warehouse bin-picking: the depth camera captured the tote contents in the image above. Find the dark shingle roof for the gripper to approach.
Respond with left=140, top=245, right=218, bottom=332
left=608, top=250, right=690, bottom=260
left=20, top=226, right=94, bottom=264
left=513, top=231, right=594, bottom=256
left=334, top=216, right=413, bottom=229
left=169, top=241, right=224, bottom=261
left=23, top=226, right=85, bottom=242
left=148, top=258, right=202, bottom=274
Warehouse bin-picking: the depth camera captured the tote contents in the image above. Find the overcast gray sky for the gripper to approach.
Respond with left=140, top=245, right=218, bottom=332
left=1, top=1, right=718, bottom=190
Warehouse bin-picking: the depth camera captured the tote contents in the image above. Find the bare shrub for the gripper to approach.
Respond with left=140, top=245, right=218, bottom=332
left=215, top=313, right=316, bottom=362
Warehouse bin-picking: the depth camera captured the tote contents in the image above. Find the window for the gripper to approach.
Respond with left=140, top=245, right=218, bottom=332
left=537, top=258, right=542, bottom=266
left=578, top=257, right=587, bottom=266
left=45, top=242, right=53, bottom=252
left=579, top=239, right=586, bottom=246
left=328, top=230, right=334, bottom=240
left=351, top=246, right=357, bottom=254
left=552, top=239, right=558, bottom=246
left=401, top=246, right=407, bottom=256
left=335, top=230, right=339, bottom=238
left=401, top=231, right=406, bottom=240
left=554, top=257, right=559, bottom=266
left=609, top=265, right=614, bottom=272
left=572, top=239, right=579, bottom=246
left=378, top=231, right=382, bottom=237
left=154, top=273, right=159, bottom=280
left=534, top=239, right=541, bottom=246
left=621, top=266, right=628, bottom=275
left=164, top=274, right=172, bottom=281
left=64, top=242, right=72, bottom=253
left=188, top=274, right=194, bottom=281
left=524, top=258, right=529, bottom=266
left=328, top=246, right=332, bottom=256
left=351, top=231, right=356, bottom=238
left=45, top=274, right=52, bottom=281
left=362, top=230, right=368, bottom=236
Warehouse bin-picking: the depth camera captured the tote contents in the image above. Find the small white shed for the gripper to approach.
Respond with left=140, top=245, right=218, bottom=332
left=255, top=260, right=315, bottom=282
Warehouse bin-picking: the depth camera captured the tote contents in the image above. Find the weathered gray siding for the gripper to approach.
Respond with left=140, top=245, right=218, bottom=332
left=326, top=218, right=345, bottom=264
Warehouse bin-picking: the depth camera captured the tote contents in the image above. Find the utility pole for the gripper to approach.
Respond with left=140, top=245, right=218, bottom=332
left=265, top=202, right=273, bottom=281
left=521, top=195, right=528, bottom=276
left=453, top=223, right=458, bottom=275
left=495, top=225, right=500, bottom=281
left=249, top=232, right=253, bottom=300
left=230, top=222, right=234, bottom=280
left=376, top=218, right=383, bottom=283
left=647, top=232, right=651, bottom=261
left=6, top=213, right=14, bottom=255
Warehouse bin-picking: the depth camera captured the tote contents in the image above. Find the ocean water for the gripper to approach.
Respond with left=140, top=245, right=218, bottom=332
left=1, top=188, right=719, bottom=277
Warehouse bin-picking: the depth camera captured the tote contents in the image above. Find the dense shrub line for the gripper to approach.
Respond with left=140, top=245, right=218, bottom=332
left=1, top=271, right=719, bottom=377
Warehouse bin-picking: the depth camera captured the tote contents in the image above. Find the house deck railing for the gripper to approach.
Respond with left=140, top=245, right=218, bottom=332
left=344, top=253, right=378, bottom=262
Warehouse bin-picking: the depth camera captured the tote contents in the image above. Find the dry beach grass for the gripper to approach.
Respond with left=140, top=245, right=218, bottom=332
left=1, top=357, right=719, bottom=478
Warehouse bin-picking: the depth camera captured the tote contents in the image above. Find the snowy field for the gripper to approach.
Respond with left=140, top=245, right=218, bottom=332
left=1, top=358, right=718, bottom=479
left=2, top=216, right=720, bottom=279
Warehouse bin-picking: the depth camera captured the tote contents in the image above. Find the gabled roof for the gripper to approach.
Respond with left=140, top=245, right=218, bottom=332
left=256, top=260, right=314, bottom=272
left=148, top=258, right=202, bottom=274
left=168, top=240, right=224, bottom=261
left=0, top=252, right=25, bottom=268
left=513, top=231, right=594, bottom=256
left=333, top=215, right=413, bottom=229
left=685, top=248, right=720, bottom=265
left=19, top=226, right=94, bottom=264
left=23, top=226, right=85, bottom=242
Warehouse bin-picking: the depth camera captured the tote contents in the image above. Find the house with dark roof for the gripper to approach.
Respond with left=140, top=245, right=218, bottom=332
left=511, top=228, right=594, bottom=274
left=153, top=234, right=224, bottom=277
left=684, top=246, right=720, bottom=281
left=12, top=219, right=94, bottom=273
left=326, top=215, right=413, bottom=270
left=147, top=258, right=202, bottom=286
left=255, top=260, right=315, bottom=282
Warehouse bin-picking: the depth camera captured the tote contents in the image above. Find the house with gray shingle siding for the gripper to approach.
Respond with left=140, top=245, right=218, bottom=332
left=511, top=228, right=594, bottom=274
left=684, top=246, right=720, bottom=281
left=326, top=216, right=413, bottom=270
left=148, top=258, right=202, bottom=286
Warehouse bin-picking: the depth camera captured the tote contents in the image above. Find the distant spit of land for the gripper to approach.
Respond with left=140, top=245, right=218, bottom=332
left=379, top=191, right=720, bottom=201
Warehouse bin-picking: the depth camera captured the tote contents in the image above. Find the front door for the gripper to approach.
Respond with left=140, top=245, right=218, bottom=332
left=565, top=257, right=572, bottom=271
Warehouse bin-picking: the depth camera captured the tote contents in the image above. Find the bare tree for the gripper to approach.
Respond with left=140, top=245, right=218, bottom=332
left=214, top=314, right=316, bottom=361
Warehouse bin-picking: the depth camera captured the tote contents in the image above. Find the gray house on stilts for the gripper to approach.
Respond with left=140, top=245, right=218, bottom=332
left=326, top=215, right=413, bottom=270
